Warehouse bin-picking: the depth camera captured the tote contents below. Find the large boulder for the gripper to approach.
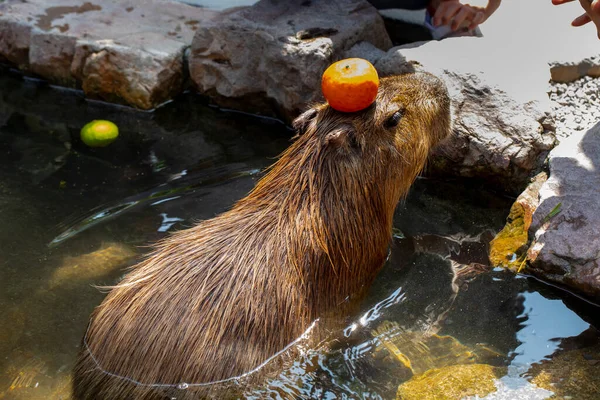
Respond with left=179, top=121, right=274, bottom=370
left=0, top=0, right=216, bottom=109
left=188, top=0, right=392, bottom=118
left=526, top=124, right=600, bottom=300
left=367, top=37, right=557, bottom=193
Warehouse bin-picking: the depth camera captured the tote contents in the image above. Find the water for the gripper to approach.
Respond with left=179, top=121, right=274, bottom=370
left=1, top=69, right=599, bottom=399
left=174, top=0, right=258, bottom=10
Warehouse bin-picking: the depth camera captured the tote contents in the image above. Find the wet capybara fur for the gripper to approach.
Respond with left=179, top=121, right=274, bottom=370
left=73, top=73, right=451, bottom=399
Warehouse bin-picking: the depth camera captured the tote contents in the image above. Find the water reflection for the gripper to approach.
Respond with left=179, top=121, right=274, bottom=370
left=512, top=291, right=590, bottom=368
left=175, top=0, right=258, bottom=10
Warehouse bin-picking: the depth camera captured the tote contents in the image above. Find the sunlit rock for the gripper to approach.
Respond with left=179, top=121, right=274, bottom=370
left=396, top=363, right=504, bottom=400
left=526, top=123, right=600, bottom=300
left=489, top=172, right=547, bottom=271
left=0, top=0, right=216, bottom=109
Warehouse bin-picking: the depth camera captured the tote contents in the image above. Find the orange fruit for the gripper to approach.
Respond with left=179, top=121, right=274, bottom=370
left=321, top=58, right=379, bottom=113
left=80, top=120, right=119, bottom=147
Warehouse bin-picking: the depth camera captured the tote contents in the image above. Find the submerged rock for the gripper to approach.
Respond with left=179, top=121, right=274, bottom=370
left=371, top=321, right=502, bottom=376
left=529, top=343, right=600, bottom=400
left=0, top=350, right=71, bottom=399
left=396, top=363, right=504, bottom=400
left=48, top=242, right=137, bottom=288
left=188, top=0, right=392, bottom=118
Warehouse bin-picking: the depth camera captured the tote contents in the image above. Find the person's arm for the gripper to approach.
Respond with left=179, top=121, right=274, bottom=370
left=431, top=0, right=502, bottom=31
left=553, top=0, right=600, bottom=39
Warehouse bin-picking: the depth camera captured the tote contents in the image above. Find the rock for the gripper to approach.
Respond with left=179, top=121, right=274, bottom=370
left=72, top=38, right=186, bottom=109
left=529, top=343, right=600, bottom=400
left=0, top=0, right=217, bottom=109
left=48, top=242, right=137, bottom=288
left=489, top=172, right=547, bottom=271
left=189, top=0, right=392, bottom=118
left=0, top=18, right=32, bottom=69
left=371, top=321, right=502, bottom=376
left=550, top=76, right=600, bottom=138
left=550, top=56, right=600, bottom=84
left=343, top=41, right=387, bottom=66
left=30, top=31, right=78, bottom=86
left=526, top=124, right=600, bottom=300
left=396, top=363, right=504, bottom=400
left=376, top=37, right=557, bottom=193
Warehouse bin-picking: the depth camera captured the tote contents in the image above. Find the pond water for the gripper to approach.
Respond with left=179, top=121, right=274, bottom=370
left=1, top=69, right=599, bottom=400
left=174, top=0, right=258, bottom=10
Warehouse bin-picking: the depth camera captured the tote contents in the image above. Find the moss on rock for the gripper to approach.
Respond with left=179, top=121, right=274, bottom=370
left=489, top=172, right=547, bottom=271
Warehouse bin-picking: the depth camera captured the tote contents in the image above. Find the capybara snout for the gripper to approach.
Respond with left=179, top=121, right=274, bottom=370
left=73, top=72, right=451, bottom=400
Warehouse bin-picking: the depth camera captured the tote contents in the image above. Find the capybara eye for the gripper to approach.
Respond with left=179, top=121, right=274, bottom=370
left=384, top=110, right=403, bottom=129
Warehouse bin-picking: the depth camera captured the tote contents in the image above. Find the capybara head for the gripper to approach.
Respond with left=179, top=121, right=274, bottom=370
left=291, top=72, right=450, bottom=199
left=247, top=72, right=451, bottom=227
left=72, top=72, right=451, bottom=400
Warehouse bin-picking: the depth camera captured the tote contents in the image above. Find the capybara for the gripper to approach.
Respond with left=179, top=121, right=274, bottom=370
left=73, top=72, right=451, bottom=399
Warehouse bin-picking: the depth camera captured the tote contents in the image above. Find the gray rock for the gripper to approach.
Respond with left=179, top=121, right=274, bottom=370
left=527, top=125, right=600, bottom=300
left=343, top=41, right=387, bottom=66
left=72, top=38, right=186, bottom=109
left=376, top=37, right=557, bottom=193
left=189, top=0, right=392, bottom=118
left=0, top=16, right=32, bottom=69
left=30, top=31, right=77, bottom=86
left=0, top=0, right=217, bottom=109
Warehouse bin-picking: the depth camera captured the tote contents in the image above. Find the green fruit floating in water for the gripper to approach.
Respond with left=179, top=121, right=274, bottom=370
left=80, top=120, right=119, bottom=147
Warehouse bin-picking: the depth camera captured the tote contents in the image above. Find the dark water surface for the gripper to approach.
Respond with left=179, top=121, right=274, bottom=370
left=1, top=70, right=599, bottom=399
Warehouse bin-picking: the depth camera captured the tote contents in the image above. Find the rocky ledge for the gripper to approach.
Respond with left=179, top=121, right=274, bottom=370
left=0, top=0, right=392, bottom=112
left=0, top=0, right=215, bottom=109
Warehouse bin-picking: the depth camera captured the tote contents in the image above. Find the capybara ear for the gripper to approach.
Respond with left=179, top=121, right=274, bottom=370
left=324, top=123, right=359, bottom=150
left=292, top=107, right=318, bottom=136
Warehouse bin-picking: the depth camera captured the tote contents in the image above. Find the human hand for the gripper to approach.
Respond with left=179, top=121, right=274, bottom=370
left=552, top=0, right=600, bottom=39
left=432, top=0, right=498, bottom=31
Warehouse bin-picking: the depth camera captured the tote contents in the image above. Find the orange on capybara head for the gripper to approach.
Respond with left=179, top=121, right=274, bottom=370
left=72, top=72, right=451, bottom=399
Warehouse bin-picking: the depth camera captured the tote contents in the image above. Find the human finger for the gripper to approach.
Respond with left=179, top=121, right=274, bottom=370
left=572, top=12, right=592, bottom=26
left=592, top=0, right=600, bottom=12
left=451, top=7, right=471, bottom=31
left=433, top=2, right=461, bottom=27
left=468, top=11, right=485, bottom=30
